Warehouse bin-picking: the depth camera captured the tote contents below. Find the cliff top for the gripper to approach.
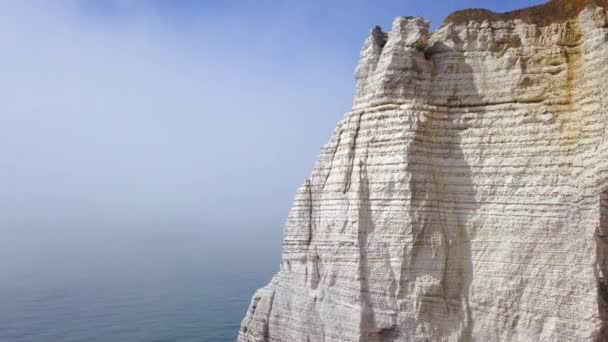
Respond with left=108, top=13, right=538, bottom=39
left=442, top=0, right=608, bottom=27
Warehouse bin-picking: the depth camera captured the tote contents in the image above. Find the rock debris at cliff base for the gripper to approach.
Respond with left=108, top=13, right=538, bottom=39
left=239, top=1, right=608, bottom=341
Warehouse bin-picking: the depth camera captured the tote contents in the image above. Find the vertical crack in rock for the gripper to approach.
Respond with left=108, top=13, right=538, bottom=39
left=597, top=189, right=608, bottom=340
left=306, top=179, right=313, bottom=246
left=322, top=129, right=343, bottom=191
left=262, top=290, right=275, bottom=341
left=343, top=111, right=364, bottom=194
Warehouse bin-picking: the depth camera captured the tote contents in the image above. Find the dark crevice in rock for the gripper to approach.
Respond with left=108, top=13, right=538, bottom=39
left=596, top=189, right=608, bottom=340
left=322, top=129, right=343, bottom=191
left=344, top=112, right=364, bottom=194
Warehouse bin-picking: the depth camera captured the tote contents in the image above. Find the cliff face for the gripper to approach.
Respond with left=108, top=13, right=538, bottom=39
left=238, top=2, right=608, bottom=341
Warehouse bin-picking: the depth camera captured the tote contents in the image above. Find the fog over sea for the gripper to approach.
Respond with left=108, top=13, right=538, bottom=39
left=0, top=225, right=280, bottom=342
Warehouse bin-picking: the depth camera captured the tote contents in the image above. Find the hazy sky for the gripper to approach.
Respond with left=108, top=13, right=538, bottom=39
left=1, top=0, right=544, bottom=236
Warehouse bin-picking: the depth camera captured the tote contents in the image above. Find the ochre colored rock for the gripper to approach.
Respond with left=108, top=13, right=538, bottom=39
left=443, top=0, right=608, bottom=27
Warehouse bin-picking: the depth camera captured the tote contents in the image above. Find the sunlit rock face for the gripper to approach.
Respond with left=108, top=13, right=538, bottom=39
left=238, top=2, right=608, bottom=341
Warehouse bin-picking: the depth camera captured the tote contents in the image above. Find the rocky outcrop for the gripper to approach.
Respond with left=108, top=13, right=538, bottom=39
left=238, top=1, right=608, bottom=341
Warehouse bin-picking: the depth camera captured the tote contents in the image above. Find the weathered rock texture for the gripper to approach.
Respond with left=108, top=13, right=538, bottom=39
left=238, top=1, right=608, bottom=341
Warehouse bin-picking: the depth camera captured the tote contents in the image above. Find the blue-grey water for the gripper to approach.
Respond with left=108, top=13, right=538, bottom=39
left=0, top=224, right=280, bottom=342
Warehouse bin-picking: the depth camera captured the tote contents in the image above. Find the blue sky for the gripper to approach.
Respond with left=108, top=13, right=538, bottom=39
left=0, top=1, right=544, bottom=239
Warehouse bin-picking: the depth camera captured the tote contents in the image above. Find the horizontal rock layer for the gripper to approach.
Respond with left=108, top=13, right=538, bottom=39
left=239, top=2, right=608, bottom=341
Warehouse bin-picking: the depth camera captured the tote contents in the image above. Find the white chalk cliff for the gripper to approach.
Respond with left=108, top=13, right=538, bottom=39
left=238, top=1, right=608, bottom=340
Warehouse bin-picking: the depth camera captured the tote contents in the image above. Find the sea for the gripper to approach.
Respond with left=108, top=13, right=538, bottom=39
left=0, top=224, right=281, bottom=342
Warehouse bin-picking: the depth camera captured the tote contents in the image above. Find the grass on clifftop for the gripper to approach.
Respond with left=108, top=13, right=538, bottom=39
left=442, top=0, right=608, bottom=27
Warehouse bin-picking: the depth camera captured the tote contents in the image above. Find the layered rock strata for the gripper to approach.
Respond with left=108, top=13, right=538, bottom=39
left=239, top=1, right=608, bottom=341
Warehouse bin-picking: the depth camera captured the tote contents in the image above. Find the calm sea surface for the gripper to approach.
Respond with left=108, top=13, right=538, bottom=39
left=0, top=225, right=280, bottom=342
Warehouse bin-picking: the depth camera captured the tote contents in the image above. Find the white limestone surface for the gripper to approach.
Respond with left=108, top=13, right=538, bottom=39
left=238, top=4, right=608, bottom=342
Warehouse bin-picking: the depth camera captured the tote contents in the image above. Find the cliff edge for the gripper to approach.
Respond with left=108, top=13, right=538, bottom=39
left=238, top=1, right=608, bottom=341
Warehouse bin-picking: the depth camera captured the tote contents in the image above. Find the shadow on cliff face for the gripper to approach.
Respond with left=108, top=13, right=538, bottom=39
left=399, top=40, right=479, bottom=341
left=356, top=149, right=380, bottom=342
left=597, top=190, right=608, bottom=340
